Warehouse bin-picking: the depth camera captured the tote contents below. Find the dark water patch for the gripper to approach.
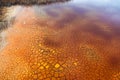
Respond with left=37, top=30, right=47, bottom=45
left=52, top=12, right=80, bottom=29
left=83, top=23, right=112, bottom=40
left=109, top=55, right=120, bottom=68
left=100, top=18, right=120, bottom=38
left=43, top=36, right=62, bottom=48
left=68, top=27, right=83, bottom=45
left=42, top=3, right=72, bottom=18
left=69, top=5, right=88, bottom=15
left=44, top=7, right=59, bottom=17
left=110, top=26, right=120, bottom=38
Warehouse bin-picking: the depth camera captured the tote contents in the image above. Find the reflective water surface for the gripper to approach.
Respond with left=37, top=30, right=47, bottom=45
left=0, top=0, right=120, bottom=80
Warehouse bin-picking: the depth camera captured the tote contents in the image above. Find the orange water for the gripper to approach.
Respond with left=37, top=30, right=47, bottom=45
left=0, top=0, right=120, bottom=80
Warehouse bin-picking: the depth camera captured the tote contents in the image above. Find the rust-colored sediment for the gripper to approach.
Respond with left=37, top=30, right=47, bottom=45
left=0, top=4, right=120, bottom=80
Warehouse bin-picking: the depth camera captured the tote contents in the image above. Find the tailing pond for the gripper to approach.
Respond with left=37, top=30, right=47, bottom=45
left=0, top=0, right=120, bottom=80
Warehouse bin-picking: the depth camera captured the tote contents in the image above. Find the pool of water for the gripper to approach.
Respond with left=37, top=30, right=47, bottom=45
left=0, top=0, right=120, bottom=80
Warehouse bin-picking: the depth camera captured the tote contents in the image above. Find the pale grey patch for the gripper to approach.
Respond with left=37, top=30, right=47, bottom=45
left=0, top=18, right=14, bottom=52
left=0, top=31, right=7, bottom=52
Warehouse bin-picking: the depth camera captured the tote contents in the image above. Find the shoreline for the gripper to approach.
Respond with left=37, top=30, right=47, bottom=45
left=0, top=0, right=70, bottom=7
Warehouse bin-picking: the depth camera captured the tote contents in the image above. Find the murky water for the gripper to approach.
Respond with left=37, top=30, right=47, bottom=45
left=0, top=0, right=120, bottom=80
